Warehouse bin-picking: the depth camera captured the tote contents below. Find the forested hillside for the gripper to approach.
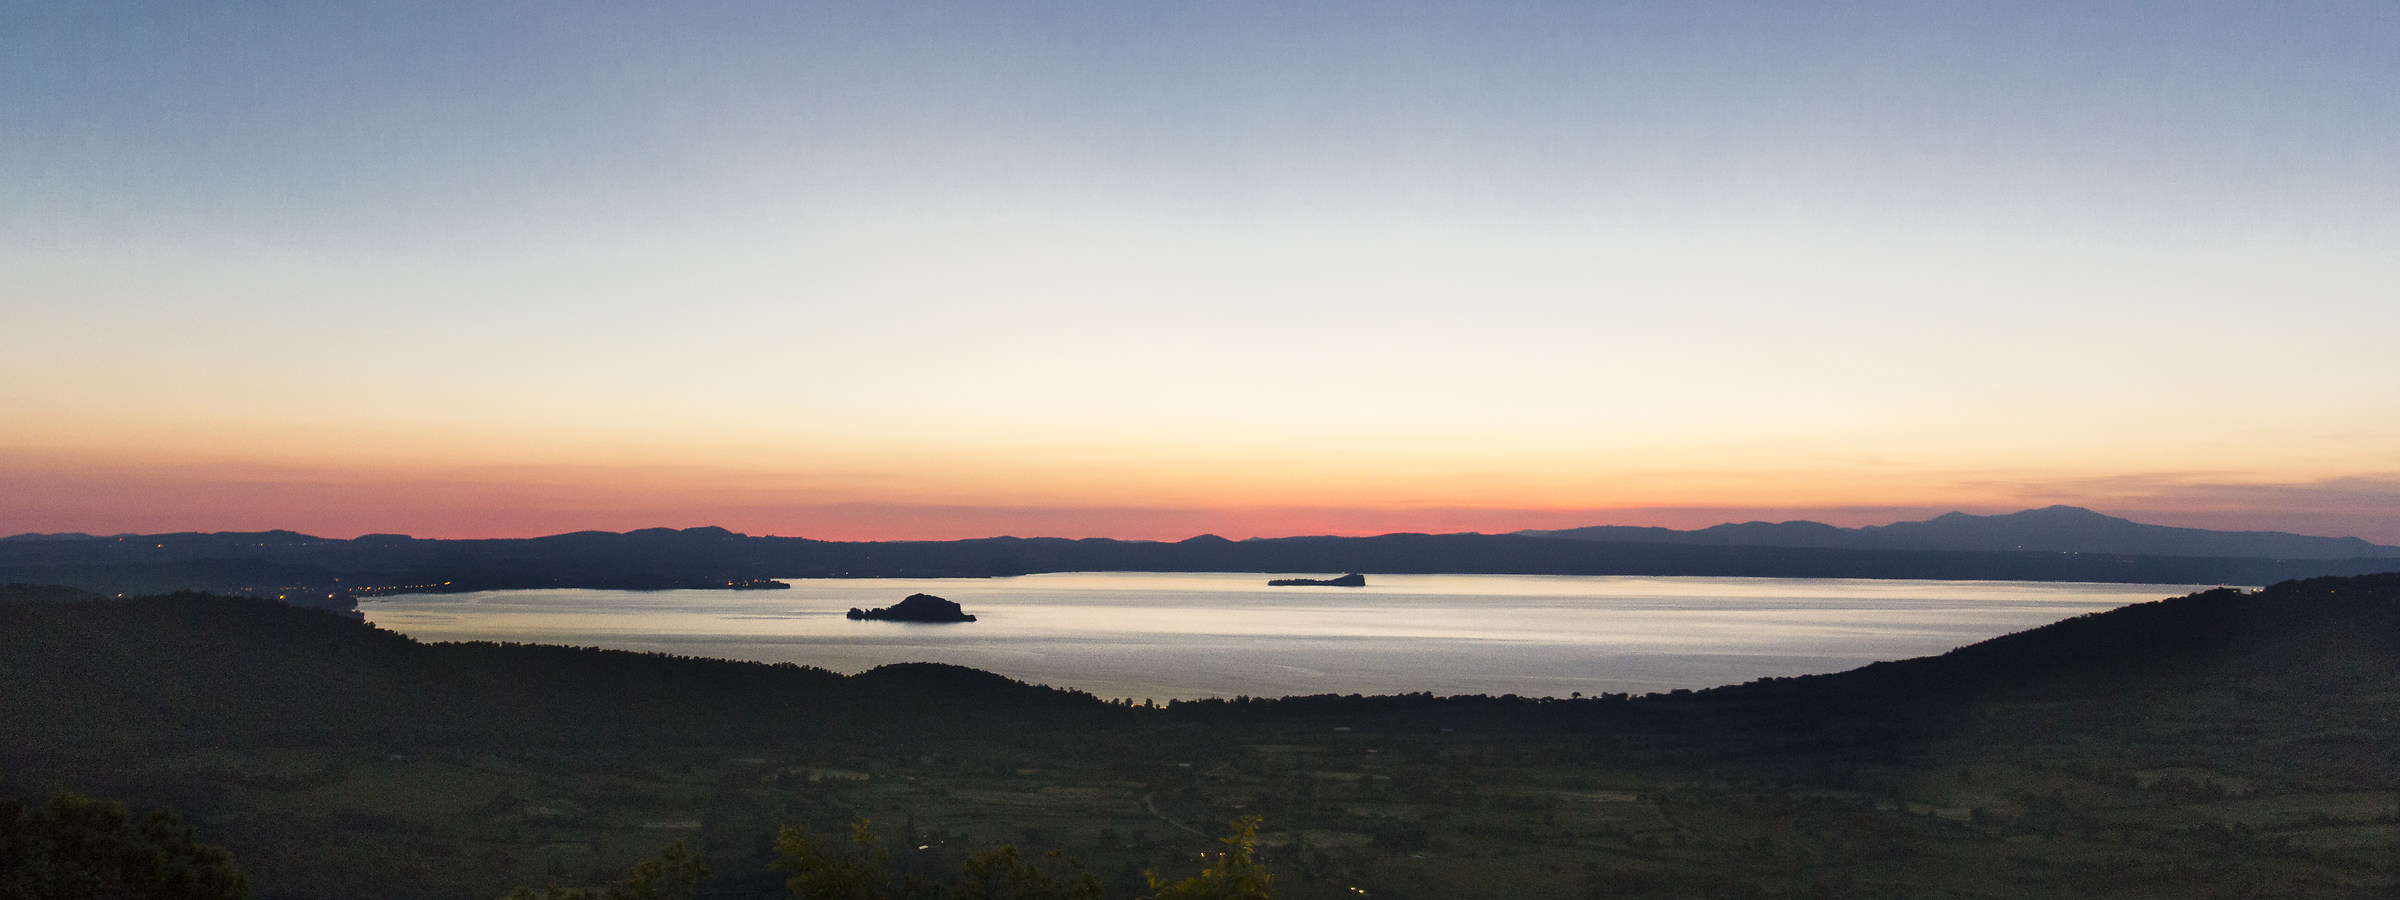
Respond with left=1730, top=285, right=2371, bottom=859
left=4, top=576, right=2395, bottom=898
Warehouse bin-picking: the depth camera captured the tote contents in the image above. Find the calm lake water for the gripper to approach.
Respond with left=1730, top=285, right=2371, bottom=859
left=362, top=573, right=2218, bottom=701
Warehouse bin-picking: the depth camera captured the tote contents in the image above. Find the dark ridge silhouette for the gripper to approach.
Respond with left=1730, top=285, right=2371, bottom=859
left=1520, top=504, right=2400, bottom=559
left=7, top=522, right=2400, bottom=606
left=0, top=590, right=1096, bottom=752
left=848, top=661, right=1068, bottom=703
left=1, top=583, right=108, bottom=604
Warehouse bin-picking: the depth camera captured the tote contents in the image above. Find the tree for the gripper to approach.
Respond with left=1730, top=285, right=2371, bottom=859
left=0, top=792, right=250, bottom=900
left=956, top=846, right=1105, bottom=900
left=773, top=820, right=899, bottom=900
left=770, top=818, right=1265, bottom=900
left=1141, top=817, right=1270, bottom=900
left=508, top=841, right=707, bottom=900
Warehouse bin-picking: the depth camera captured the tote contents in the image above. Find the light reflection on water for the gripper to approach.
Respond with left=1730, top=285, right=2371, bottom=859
left=361, top=572, right=2221, bottom=701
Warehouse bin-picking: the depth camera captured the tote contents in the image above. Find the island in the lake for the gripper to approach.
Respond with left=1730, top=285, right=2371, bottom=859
left=847, top=592, right=977, bottom=622
left=1268, top=573, right=1366, bottom=587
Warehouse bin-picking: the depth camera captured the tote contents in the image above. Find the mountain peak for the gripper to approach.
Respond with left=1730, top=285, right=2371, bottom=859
left=1522, top=507, right=2400, bottom=560
left=2012, top=505, right=2114, bottom=519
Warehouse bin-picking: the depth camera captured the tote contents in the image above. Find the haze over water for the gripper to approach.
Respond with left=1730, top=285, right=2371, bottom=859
left=363, top=573, right=2215, bottom=701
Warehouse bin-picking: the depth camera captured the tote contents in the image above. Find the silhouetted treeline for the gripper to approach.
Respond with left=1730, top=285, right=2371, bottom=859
left=1, top=792, right=250, bottom=900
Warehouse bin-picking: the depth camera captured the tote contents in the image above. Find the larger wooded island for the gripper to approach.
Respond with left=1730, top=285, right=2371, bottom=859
left=846, top=592, right=977, bottom=622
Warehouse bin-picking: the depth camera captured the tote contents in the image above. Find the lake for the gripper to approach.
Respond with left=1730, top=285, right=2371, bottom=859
left=361, top=572, right=2220, bottom=701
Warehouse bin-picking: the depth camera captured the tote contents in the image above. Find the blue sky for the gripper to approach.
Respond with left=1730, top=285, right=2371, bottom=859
left=11, top=3, right=2396, bottom=244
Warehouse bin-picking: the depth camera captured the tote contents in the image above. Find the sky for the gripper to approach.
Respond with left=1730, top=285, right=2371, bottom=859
left=5, top=1, right=2399, bottom=542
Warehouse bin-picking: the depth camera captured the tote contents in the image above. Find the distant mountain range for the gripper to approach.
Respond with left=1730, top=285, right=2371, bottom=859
left=6, top=507, right=2400, bottom=607
left=1518, top=505, right=2400, bottom=560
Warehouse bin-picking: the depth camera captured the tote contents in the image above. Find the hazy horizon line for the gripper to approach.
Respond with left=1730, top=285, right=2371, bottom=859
left=11, top=502, right=2395, bottom=548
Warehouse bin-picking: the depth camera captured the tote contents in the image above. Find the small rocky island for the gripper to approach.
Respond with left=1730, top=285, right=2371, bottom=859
left=1267, top=573, right=1366, bottom=587
left=847, top=593, right=978, bottom=623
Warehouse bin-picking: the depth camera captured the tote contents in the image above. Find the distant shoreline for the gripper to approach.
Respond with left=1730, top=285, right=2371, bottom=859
left=7, top=511, right=2394, bottom=606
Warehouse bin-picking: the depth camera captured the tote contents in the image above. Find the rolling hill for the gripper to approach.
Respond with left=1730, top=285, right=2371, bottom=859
left=1518, top=505, right=2400, bottom=559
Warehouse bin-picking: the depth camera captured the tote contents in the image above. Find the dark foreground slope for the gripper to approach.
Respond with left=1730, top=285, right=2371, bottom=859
left=0, top=591, right=1100, bottom=753
left=3, top=576, right=2396, bottom=899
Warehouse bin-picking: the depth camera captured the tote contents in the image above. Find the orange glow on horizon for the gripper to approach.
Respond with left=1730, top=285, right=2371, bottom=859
left=5, top=450, right=2395, bottom=544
